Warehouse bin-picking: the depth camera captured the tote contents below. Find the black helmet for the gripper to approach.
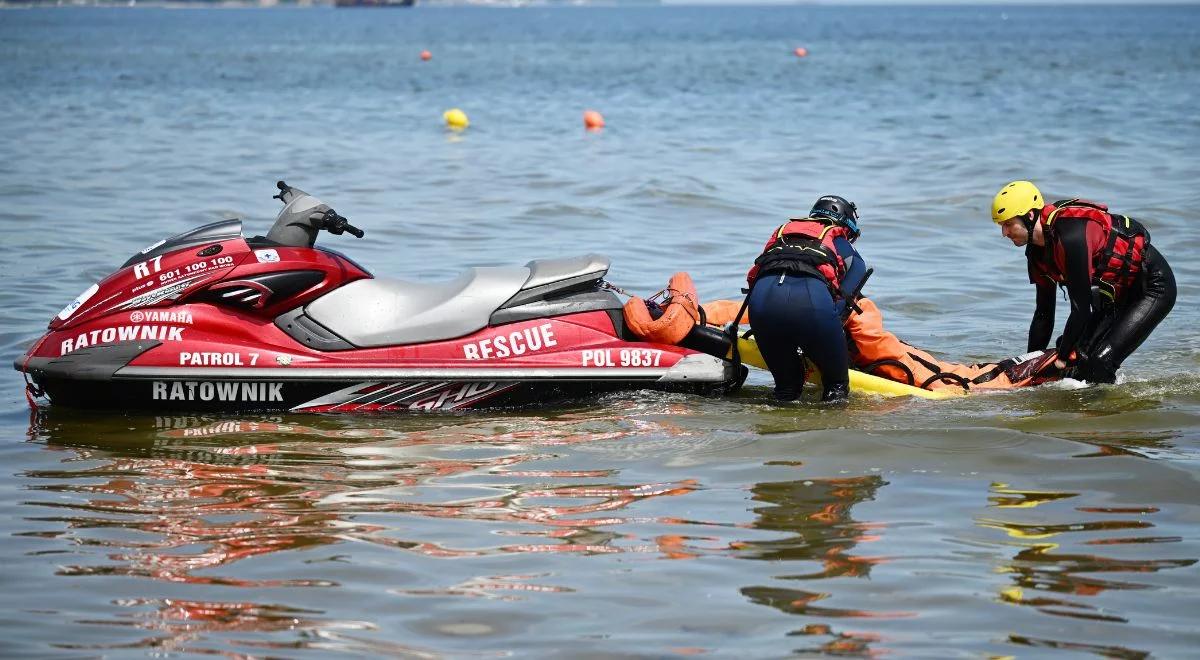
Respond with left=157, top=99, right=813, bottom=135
left=810, top=195, right=860, bottom=241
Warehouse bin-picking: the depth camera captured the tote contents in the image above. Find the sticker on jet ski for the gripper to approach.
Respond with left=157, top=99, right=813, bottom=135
left=134, top=254, right=235, bottom=280
left=152, top=381, right=284, bottom=402
left=178, top=352, right=260, bottom=366
left=117, top=273, right=212, bottom=310
left=138, top=239, right=166, bottom=255
left=133, top=255, right=163, bottom=279
left=123, top=257, right=238, bottom=309
left=61, top=326, right=185, bottom=355
left=130, top=310, right=194, bottom=324
left=57, top=283, right=99, bottom=321
left=462, top=323, right=558, bottom=360
left=292, top=381, right=515, bottom=412
left=582, top=349, right=663, bottom=367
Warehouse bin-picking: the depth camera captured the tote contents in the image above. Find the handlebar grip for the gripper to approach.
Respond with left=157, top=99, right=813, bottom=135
left=346, top=225, right=365, bottom=238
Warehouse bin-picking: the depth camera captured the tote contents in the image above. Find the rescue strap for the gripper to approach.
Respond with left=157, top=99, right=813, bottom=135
left=1044, top=198, right=1103, bottom=227
left=599, top=280, right=635, bottom=297
left=839, top=267, right=873, bottom=320
left=907, top=352, right=972, bottom=393
left=727, top=288, right=752, bottom=375
left=645, top=286, right=705, bottom=326
left=919, top=372, right=972, bottom=391
left=1096, top=213, right=1147, bottom=302
left=966, top=362, right=1006, bottom=386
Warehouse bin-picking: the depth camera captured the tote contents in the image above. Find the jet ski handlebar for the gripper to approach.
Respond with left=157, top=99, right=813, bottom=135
left=316, top=208, right=365, bottom=238
left=268, top=181, right=364, bottom=246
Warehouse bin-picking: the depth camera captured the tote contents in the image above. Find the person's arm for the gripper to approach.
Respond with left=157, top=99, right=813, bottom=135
left=1053, top=219, right=1095, bottom=362
left=833, top=237, right=869, bottom=304
left=1028, top=281, right=1056, bottom=352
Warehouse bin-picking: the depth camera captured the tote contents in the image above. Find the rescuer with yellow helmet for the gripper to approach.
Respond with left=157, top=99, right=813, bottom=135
left=990, top=181, right=1175, bottom=383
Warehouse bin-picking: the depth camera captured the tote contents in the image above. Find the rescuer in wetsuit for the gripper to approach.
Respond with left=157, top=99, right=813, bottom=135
left=746, top=196, right=869, bottom=402
left=991, top=180, right=1176, bottom=383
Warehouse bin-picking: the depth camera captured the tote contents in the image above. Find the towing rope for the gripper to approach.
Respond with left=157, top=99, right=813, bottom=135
left=599, top=280, right=635, bottom=297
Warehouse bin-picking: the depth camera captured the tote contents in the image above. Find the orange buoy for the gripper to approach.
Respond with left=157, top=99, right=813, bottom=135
left=420, top=50, right=432, bottom=61
left=583, top=109, right=605, bottom=130
left=793, top=47, right=808, bottom=58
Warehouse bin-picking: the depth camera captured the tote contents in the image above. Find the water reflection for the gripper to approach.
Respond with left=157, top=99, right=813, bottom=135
left=17, top=407, right=1200, bottom=656
left=736, top=476, right=901, bottom=656
left=1007, top=634, right=1150, bottom=660
left=984, top=481, right=1196, bottom=656
left=20, top=407, right=704, bottom=651
left=60, top=600, right=378, bottom=655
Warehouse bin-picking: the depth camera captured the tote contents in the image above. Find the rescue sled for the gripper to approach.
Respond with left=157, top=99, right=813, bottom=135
left=624, top=275, right=1064, bottom=399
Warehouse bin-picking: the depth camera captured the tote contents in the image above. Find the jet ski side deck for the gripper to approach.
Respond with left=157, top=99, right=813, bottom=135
left=17, top=309, right=739, bottom=412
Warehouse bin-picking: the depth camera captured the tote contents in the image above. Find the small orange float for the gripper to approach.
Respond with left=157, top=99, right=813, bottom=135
left=583, top=110, right=605, bottom=130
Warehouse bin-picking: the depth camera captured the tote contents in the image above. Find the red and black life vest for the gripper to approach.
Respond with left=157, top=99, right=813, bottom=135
left=747, top=218, right=851, bottom=292
left=1030, top=199, right=1150, bottom=302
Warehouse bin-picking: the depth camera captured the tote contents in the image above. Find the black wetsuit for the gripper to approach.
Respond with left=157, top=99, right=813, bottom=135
left=748, top=237, right=865, bottom=401
left=1027, top=219, right=1176, bottom=383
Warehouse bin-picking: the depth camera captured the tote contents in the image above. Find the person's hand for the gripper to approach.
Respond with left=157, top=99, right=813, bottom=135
left=1032, top=353, right=1064, bottom=380
left=1052, top=348, right=1081, bottom=372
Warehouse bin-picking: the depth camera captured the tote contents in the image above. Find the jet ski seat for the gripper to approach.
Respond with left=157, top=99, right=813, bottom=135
left=523, top=254, right=609, bottom=290
left=503, top=254, right=610, bottom=307
left=306, top=267, right=531, bottom=347
left=304, top=255, right=611, bottom=347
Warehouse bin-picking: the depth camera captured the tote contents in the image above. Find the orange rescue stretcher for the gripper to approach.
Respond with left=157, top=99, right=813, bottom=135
left=624, top=273, right=1062, bottom=399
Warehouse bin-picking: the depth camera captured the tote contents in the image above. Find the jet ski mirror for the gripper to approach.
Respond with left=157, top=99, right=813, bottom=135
left=266, top=180, right=365, bottom=247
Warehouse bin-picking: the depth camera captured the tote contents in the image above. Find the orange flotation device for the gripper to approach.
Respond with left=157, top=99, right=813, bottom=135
left=630, top=272, right=1062, bottom=393
left=845, top=298, right=1060, bottom=391
left=622, top=272, right=703, bottom=345
left=700, top=299, right=749, bottom=326
left=698, top=293, right=1060, bottom=392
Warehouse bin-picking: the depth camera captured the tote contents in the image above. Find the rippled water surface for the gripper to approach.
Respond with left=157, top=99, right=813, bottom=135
left=2, top=5, right=1199, bottom=657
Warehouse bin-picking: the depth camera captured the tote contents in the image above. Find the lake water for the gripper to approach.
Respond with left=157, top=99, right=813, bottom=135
left=1, top=5, right=1199, bottom=657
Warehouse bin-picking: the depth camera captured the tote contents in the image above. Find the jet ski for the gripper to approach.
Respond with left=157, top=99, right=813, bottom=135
left=15, top=182, right=744, bottom=412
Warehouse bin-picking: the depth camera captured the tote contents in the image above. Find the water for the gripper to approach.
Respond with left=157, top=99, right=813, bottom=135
left=2, top=5, right=1199, bottom=657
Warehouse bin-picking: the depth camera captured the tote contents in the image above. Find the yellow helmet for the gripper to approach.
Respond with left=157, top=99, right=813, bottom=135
left=991, top=180, right=1043, bottom=224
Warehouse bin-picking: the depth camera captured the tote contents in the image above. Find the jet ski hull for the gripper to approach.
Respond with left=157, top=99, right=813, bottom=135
left=24, top=374, right=737, bottom=413
left=17, top=309, right=741, bottom=413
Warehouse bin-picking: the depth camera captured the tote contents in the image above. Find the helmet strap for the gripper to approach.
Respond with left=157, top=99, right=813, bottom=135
left=1021, top=210, right=1037, bottom=236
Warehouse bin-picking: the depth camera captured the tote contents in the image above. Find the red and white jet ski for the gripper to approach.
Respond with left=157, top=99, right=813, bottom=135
left=16, top=182, right=744, bottom=412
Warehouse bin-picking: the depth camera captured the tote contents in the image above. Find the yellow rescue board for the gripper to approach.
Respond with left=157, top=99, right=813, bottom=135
left=729, top=333, right=960, bottom=400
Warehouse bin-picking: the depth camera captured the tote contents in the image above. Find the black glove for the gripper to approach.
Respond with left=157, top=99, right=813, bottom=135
left=1071, top=351, right=1117, bottom=384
